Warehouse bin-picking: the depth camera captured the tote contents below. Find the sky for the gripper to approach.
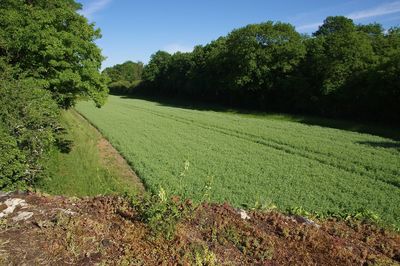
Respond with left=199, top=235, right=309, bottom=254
left=76, top=0, right=400, bottom=68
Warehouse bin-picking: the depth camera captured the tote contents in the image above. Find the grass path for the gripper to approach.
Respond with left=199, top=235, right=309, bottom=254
left=76, top=96, right=400, bottom=227
left=39, top=109, right=143, bottom=196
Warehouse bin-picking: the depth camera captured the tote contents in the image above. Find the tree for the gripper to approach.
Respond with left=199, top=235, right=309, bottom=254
left=307, top=17, right=376, bottom=94
left=103, top=61, right=144, bottom=84
left=188, top=37, right=228, bottom=99
left=314, top=16, right=355, bottom=36
left=0, top=76, right=60, bottom=190
left=137, top=17, right=398, bottom=123
left=0, top=0, right=109, bottom=189
left=0, top=0, right=108, bottom=108
left=366, top=27, right=400, bottom=122
left=303, top=16, right=380, bottom=117
left=225, top=21, right=306, bottom=107
left=142, top=51, right=172, bottom=91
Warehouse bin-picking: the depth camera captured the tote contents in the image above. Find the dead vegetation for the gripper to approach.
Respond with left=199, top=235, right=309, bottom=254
left=0, top=192, right=399, bottom=265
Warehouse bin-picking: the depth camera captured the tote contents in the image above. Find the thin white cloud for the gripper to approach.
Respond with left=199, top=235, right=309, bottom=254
left=163, top=44, right=193, bottom=54
left=296, top=22, right=323, bottom=31
left=297, top=1, right=400, bottom=32
left=348, top=1, right=400, bottom=20
left=79, top=0, right=112, bottom=19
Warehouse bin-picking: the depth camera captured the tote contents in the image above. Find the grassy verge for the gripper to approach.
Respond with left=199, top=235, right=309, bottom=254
left=38, top=109, right=141, bottom=197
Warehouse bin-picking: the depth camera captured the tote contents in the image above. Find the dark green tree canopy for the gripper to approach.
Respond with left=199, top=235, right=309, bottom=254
left=0, top=0, right=108, bottom=108
left=0, top=0, right=109, bottom=189
left=142, top=51, right=172, bottom=83
left=138, top=18, right=399, bottom=123
left=225, top=21, right=306, bottom=93
left=314, top=16, right=355, bottom=36
left=103, top=61, right=144, bottom=84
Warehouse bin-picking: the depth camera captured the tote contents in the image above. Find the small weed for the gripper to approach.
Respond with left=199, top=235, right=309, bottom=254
left=252, top=197, right=277, bottom=212
left=52, top=211, right=71, bottom=228
left=133, top=161, right=195, bottom=240
left=200, top=175, right=214, bottom=203
left=0, top=219, right=8, bottom=230
left=66, top=230, right=80, bottom=257
left=288, top=206, right=312, bottom=218
left=0, top=239, right=9, bottom=264
left=349, top=209, right=381, bottom=224
left=134, top=187, right=191, bottom=240
left=178, top=160, right=190, bottom=192
left=194, top=245, right=217, bottom=266
left=279, top=227, right=290, bottom=238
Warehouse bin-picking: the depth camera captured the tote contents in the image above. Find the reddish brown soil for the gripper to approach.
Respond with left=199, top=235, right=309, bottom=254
left=0, top=192, right=399, bottom=265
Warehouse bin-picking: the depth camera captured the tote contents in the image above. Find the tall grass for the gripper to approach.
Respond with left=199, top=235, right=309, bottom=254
left=39, top=110, right=139, bottom=197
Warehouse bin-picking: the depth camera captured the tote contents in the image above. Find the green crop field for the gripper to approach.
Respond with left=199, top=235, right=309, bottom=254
left=76, top=95, right=400, bottom=227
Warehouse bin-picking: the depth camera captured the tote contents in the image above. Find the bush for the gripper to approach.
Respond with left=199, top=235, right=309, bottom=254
left=108, top=80, right=142, bottom=95
left=133, top=187, right=192, bottom=240
left=0, top=125, right=26, bottom=190
left=108, top=80, right=133, bottom=94
left=0, top=77, right=60, bottom=190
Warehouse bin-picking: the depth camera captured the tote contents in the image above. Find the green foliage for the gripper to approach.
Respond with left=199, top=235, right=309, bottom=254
left=252, top=198, right=277, bottom=212
left=288, top=206, right=312, bottom=218
left=134, top=187, right=189, bottom=240
left=0, top=0, right=108, bottom=108
left=108, top=80, right=141, bottom=95
left=225, top=21, right=305, bottom=101
left=0, top=0, right=108, bottom=190
left=39, top=110, right=140, bottom=197
left=304, top=23, right=375, bottom=97
left=0, top=125, right=26, bottom=189
left=194, top=246, right=217, bottom=266
left=103, top=61, right=143, bottom=83
left=138, top=16, right=399, bottom=123
left=77, top=96, right=400, bottom=227
left=314, top=16, right=355, bottom=36
left=142, top=51, right=172, bottom=86
left=287, top=206, right=391, bottom=230
left=103, top=61, right=143, bottom=95
left=0, top=77, right=60, bottom=190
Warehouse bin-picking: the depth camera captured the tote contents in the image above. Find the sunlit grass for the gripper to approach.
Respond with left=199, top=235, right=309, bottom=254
left=76, top=95, right=400, bottom=227
left=39, top=109, right=139, bottom=197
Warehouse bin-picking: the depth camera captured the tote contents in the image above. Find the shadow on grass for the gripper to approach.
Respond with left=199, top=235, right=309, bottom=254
left=55, top=138, right=73, bottom=153
left=356, top=141, right=400, bottom=151
left=117, top=93, right=400, bottom=141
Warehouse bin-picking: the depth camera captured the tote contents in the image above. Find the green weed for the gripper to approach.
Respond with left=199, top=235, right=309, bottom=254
left=133, top=187, right=191, bottom=240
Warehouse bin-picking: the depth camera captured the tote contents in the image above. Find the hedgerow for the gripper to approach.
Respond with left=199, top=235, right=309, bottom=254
left=0, top=77, right=60, bottom=190
left=0, top=0, right=107, bottom=190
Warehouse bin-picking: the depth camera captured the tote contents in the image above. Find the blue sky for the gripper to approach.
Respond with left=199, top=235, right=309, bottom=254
left=77, top=0, right=400, bottom=68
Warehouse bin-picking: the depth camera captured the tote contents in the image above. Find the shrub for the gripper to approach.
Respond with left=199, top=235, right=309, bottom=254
left=133, top=187, right=192, bottom=240
left=0, top=77, right=60, bottom=190
left=0, top=125, right=26, bottom=189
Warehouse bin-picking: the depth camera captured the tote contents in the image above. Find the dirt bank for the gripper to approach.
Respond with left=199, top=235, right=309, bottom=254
left=0, top=192, right=399, bottom=265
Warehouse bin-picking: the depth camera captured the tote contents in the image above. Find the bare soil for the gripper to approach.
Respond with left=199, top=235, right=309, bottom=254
left=0, top=192, right=399, bottom=265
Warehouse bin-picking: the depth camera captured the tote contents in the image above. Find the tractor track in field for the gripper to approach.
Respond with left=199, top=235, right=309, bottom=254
left=123, top=103, right=400, bottom=188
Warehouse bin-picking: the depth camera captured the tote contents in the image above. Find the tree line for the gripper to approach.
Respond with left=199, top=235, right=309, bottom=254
left=109, top=16, right=399, bottom=123
left=0, top=0, right=107, bottom=190
left=103, top=61, right=144, bottom=94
